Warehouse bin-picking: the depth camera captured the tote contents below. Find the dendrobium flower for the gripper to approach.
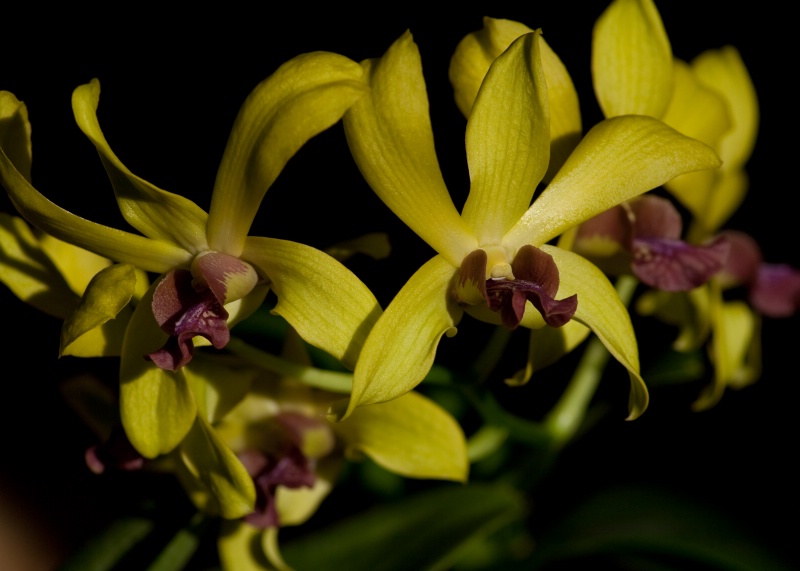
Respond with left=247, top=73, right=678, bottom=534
left=571, top=195, right=729, bottom=292
left=0, top=53, right=382, bottom=459
left=338, top=30, right=720, bottom=421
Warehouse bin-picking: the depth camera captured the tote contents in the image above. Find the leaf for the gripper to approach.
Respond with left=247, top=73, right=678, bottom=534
left=59, top=517, right=153, bottom=571
left=281, top=483, right=525, bottom=571
left=530, top=485, right=793, bottom=570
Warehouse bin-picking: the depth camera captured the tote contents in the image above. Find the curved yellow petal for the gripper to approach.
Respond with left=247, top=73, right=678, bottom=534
left=462, top=31, right=549, bottom=244
left=120, top=282, right=197, bottom=457
left=339, top=255, right=462, bottom=419
left=0, top=148, right=192, bottom=272
left=0, top=213, right=78, bottom=318
left=503, top=115, right=721, bottom=251
left=0, top=90, right=32, bottom=181
left=450, top=17, right=581, bottom=180
left=72, top=80, right=208, bottom=252
left=208, top=52, right=368, bottom=256
left=218, top=521, right=270, bottom=571
left=507, top=321, right=591, bottom=386
left=592, top=0, right=673, bottom=118
left=662, top=59, right=732, bottom=149
left=243, top=236, right=382, bottom=370
left=60, top=263, right=137, bottom=356
left=694, top=299, right=760, bottom=411
left=276, top=455, right=340, bottom=527
left=38, top=233, right=112, bottom=295
left=335, top=391, right=468, bottom=482
left=676, top=169, right=749, bottom=239
left=343, top=31, right=477, bottom=266
left=692, top=46, right=758, bottom=170
left=635, top=286, right=712, bottom=352
left=543, top=245, right=649, bottom=420
left=179, top=415, right=256, bottom=519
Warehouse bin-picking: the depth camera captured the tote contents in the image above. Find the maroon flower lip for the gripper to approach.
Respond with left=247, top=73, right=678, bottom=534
left=575, top=195, right=730, bottom=292
left=147, top=269, right=230, bottom=371
left=458, top=244, right=577, bottom=330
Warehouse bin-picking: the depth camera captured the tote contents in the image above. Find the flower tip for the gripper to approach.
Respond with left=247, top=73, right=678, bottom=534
left=326, top=398, right=350, bottom=423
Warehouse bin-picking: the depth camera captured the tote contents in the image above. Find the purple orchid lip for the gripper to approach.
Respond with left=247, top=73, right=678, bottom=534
left=575, top=196, right=730, bottom=292
left=458, top=245, right=578, bottom=329
left=146, top=252, right=260, bottom=370
left=147, top=269, right=230, bottom=371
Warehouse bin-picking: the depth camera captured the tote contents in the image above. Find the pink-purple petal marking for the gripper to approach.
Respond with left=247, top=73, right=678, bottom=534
left=147, top=269, right=230, bottom=371
left=750, top=264, right=800, bottom=318
left=632, top=235, right=730, bottom=291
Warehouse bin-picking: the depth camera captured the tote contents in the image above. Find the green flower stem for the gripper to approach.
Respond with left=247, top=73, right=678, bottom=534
left=544, top=275, right=639, bottom=446
left=226, top=337, right=353, bottom=393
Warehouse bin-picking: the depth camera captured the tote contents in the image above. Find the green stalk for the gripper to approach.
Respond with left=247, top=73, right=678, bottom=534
left=544, top=275, right=638, bottom=446
left=226, top=337, right=353, bottom=393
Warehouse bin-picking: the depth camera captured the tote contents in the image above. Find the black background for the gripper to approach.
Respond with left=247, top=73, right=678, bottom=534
left=3, top=2, right=796, bottom=568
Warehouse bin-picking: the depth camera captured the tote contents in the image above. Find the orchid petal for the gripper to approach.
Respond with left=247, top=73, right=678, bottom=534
left=208, top=52, right=368, bottom=256
left=0, top=91, right=32, bottom=181
left=694, top=300, right=759, bottom=410
left=0, top=148, right=193, bottom=272
left=179, top=414, right=256, bottom=519
left=507, top=321, right=590, bottom=386
left=671, top=169, right=748, bottom=237
left=276, top=455, right=340, bottom=527
left=343, top=31, right=477, bottom=266
left=449, top=18, right=581, bottom=180
left=592, top=0, right=672, bottom=118
left=37, top=233, right=113, bottom=295
left=243, top=236, right=381, bottom=370
left=661, top=59, right=731, bottom=150
left=120, top=282, right=197, bottom=457
left=692, top=46, right=758, bottom=169
left=0, top=213, right=78, bottom=317
left=543, top=245, right=648, bottom=420
left=218, top=521, right=270, bottom=571
left=72, top=80, right=208, bottom=252
left=636, top=286, right=712, bottom=352
left=183, top=353, right=257, bottom=424
left=60, top=263, right=137, bottom=357
left=335, top=391, right=468, bottom=482
left=462, top=31, right=549, bottom=244
left=503, top=115, right=721, bottom=250
left=339, top=255, right=461, bottom=419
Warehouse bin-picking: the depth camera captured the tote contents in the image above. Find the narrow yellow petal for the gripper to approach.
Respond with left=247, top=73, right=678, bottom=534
left=38, top=233, right=112, bottom=296
left=507, top=321, right=590, bottom=386
left=0, top=148, right=192, bottom=273
left=276, top=456, right=340, bottom=527
left=208, top=52, right=369, bottom=256
left=592, top=0, right=673, bottom=118
left=243, top=236, right=382, bottom=370
left=0, top=213, right=78, bottom=318
left=218, top=521, right=270, bottom=571
left=335, top=391, right=468, bottom=482
left=661, top=59, right=732, bottom=150
left=0, top=90, right=32, bottom=181
left=179, top=415, right=256, bottom=519
left=343, top=31, right=477, bottom=266
left=120, top=282, right=197, bottom=457
left=60, top=263, right=137, bottom=356
left=450, top=18, right=581, bottom=179
left=340, top=255, right=462, bottom=419
left=544, top=246, right=649, bottom=420
left=72, top=80, right=208, bottom=252
left=503, top=115, right=721, bottom=251
left=462, top=31, right=549, bottom=244
left=692, top=46, right=758, bottom=170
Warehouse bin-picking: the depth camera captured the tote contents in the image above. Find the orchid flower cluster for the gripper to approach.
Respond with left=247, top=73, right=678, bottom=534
left=0, top=1, right=793, bottom=569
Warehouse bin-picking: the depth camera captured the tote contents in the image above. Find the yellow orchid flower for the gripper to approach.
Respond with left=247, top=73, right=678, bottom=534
left=0, top=52, right=382, bottom=459
left=338, top=30, right=720, bottom=422
left=591, top=0, right=763, bottom=409
left=182, top=331, right=468, bottom=571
